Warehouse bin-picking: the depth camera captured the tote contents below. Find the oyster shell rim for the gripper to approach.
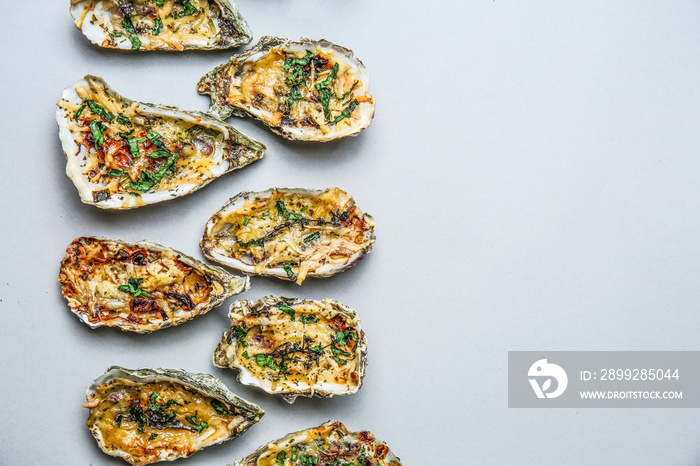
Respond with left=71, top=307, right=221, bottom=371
left=56, top=74, right=265, bottom=210
left=213, top=295, right=368, bottom=403
left=199, top=187, right=376, bottom=282
left=86, top=365, right=265, bottom=465
left=197, top=36, right=376, bottom=142
left=58, top=236, right=250, bottom=333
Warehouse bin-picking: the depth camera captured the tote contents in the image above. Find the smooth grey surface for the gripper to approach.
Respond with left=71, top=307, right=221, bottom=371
left=1, top=1, right=700, bottom=465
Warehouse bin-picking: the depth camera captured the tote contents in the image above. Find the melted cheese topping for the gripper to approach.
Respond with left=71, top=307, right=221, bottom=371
left=253, top=422, right=399, bottom=466
left=204, top=188, right=374, bottom=284
left=59, top=237, right=223, bottom=331
left=57, top=76, right=225, bottom=203
left=223, top=46, right=373, bottom=135
left=223, top=300, right=362, bottom=397
left=74, top=0, right=227, bottom=51
left=85, top=378, right=244, bottom=465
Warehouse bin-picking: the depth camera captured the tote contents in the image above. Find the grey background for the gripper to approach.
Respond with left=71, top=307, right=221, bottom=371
left=1, top=1, right=699, bottom=465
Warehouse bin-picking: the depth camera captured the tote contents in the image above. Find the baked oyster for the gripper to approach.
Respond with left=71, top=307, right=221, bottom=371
left=214, top=295, right=367, bottom=403
left=70, top=0, right=252, bottom=51
left=59, top=236, right=249, bottom=333
left=84, top=366, right=264, bottom=465
left=198, top=37, right=375, bottom=141
left=200, top=188, right=375, bottom=284
left=57, top=75, right=264, bottom=209
left=228, top=420, right=402, bottom=466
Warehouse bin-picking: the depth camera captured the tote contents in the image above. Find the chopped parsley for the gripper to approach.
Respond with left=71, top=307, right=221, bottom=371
left=128, top=33, right=141, bottom=50
left=331, top=346, right=351, bottom=357
left=255, top=354, right=276, bottom=370
left=242, top=350, right=249, bottom=359
left=185, top=416, right=208, bottom=432
left=315, top=63, right=340, bottom=120
left=236, top=238, right=264, bottom=248
left=128, top=404, right=147, bottom=434
left=107, top=169, right=128, bottom=177
left=118, top=277, right=152, bottom=297
left=116, top=113, right=131, bottom=126
left=125, top=137, right=140, bottom=158
left=332, top=99, right=358, bottom=124
left=233, top=325, right=248, bottom=341
left=303, top=232, right=320, bottom=243
left=276, top=302, right=296, bottom=321
left=276, top=201, right=304, bottom=221
left=299, top=313, right=319, bottom=325
left=276, top=451, right=286, bottom=466
left=86, top=100, right=115, bottom=122
left=74, top=103, right=86, bottom=121
left=149, top=433, right=157, bottom=440
left=331, top=356, right=348, bottom=365
left=282, top=262, right=295, bottom=278
left=153, top=16, right=163, bottom=35
left=243, top=217, right=250, bottom=226
left=210, top=400, right=231, bottom=416
left=175, top=0, right=197, bottom=18
left=89, top=120, right=107, bottom=148
left=129, top=152, right=180, bottom=192
left=299, top=455, right=319, bottom=466
left=311, top=345, right=322, bottom=353
left=156, top=0, right=164, bottom=6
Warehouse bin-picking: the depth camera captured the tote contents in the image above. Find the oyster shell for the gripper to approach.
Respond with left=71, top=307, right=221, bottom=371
left=198, top=36, right=375, bottom=141
left=56, top=75, right=264, bottom=209
left=229, top=420, right=402, bottom=466
left=58, top=236, right=249, bottom=333
left=200, top=188, right=376, bottom=284
left=84, top=366, right=264, bottom=465
left=214, top=295, right=368, bottom=403
left=70, top=0, right=252, bottom=51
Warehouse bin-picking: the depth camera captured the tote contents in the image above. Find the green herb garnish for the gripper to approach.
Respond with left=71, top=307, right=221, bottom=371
left=185, top=416, right=208, bottom=432
left=276, top=201, right=304, bottom=221
left=153, top=16, right=163, bottom=35
left=303, top=232, right=320, bottom=243
left=310, top=345, right=322, bottom=353
left=210, top=400, right=230, bottom=416
left=332, top=356, right=348, bottom=365
left=282, top=262, right=295, bottom=278
left=276, top=302, right=295, bottom=321
left=299, top=455, right=319, bottom=466
left=156, top=0, right=164, bottom=6
left=331, top=346, right=351, bottom=357
left=243, top=217, right=250, bottom=226
left=242, top=350, right=249, bottom=359
left=276, top=451, right=286, bottom=466
left=149, top=433, right=157, bottom=440
left=255, top=354, right=276, bottom=370
left=233, top=325, right=248, bottom=341
left=129, top=152, right=179, bottom=192
left=86, top=100, right=115, bottom=122
left=125, top=137, right=140, bottom=158
left=74, top=103, right=86, bottom=121
left=118, top=277, right=152, bottom=297
left=236, top=238, right=264, bottom=248
left=331, top=99, right=358, bottom=124
left=107, top=169, right=127, bottom=177
left=299, top=313, right=319, bottom=325
left=116, top=113, right=131, bottom=126
left=175, top=0, right=196, bottom=18
left=89, top=120, right=107, bottom=147
left=128, top=33, right=141, bottom=50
